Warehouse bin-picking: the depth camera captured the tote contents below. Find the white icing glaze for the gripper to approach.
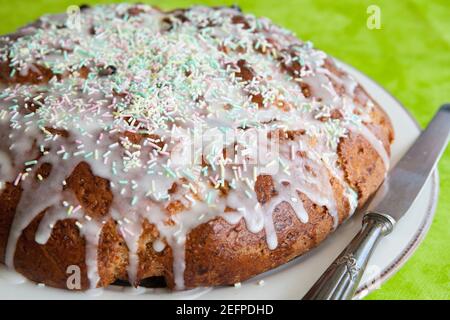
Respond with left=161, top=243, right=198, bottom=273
left=152, top=238, right=166, bottom=252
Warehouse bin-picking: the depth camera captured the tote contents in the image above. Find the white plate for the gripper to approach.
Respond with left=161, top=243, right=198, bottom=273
left=0, top=61, right=438, bottom=300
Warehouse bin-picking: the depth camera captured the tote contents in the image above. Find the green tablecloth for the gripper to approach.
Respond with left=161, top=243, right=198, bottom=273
left=0, top=0, right=448, bottom=300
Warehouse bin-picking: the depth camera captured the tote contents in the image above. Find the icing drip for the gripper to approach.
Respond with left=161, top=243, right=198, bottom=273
left=80, top=218, right=103, bottom=289
left=5, top=158, right=75, bottom=268
left=351, top=124, right=390, bottom=170
left=152, top=238, right=166, bottom=252
left=34, top=186, right=107, bottom=289
left=263, top=203, right=278, bottom=250
left=111, top=204, right=142, bottom=286
left=0, top=4, right=390, bottom=291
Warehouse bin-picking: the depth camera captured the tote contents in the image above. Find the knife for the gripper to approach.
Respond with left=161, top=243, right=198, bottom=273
left=303, top=104, right=450, bottom=300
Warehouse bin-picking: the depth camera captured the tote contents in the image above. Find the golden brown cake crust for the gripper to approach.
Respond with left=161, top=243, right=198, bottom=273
left=0, top=4, right=394, bottom=291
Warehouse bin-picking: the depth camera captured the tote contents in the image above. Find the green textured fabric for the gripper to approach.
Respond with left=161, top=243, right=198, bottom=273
left=0, top=0, right=448, bottom=300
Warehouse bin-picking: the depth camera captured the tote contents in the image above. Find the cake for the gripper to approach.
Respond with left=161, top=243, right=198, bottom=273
left=0, top=4, right=394, bottom=291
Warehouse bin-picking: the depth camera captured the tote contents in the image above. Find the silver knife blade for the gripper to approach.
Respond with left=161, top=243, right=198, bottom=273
left=367, top=104, right=450, bottom=221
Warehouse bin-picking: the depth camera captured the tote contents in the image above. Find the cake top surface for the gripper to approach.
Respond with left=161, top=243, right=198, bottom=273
left=0, top=4, right=389, bottom=290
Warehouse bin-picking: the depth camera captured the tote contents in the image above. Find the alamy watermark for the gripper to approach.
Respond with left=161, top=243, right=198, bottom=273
left=66, top=5, right=82, bottom=31
left=367, top=5, right=382, bottom=30
left=66, top=264, right=81, bottom=290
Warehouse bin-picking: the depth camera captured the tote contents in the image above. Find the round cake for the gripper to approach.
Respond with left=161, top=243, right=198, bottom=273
left=0, top=4, right=394, bottom=291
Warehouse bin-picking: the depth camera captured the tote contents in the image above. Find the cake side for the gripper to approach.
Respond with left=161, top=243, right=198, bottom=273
left=0, top=4, right=393, bottom=290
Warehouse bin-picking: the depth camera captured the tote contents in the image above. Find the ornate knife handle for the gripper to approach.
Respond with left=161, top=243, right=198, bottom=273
left=302, top=212, right=395, bottom=300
